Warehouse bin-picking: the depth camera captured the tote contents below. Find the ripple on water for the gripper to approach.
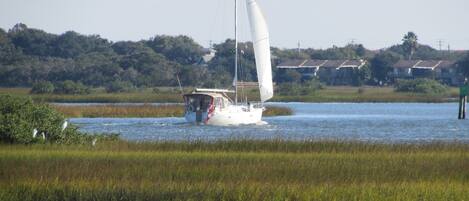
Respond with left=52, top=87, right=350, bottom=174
left=70, top=103, right=469, bottom=143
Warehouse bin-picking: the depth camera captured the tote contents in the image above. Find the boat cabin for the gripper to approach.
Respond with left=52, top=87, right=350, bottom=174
left=183, top=91, right=233, bottom=113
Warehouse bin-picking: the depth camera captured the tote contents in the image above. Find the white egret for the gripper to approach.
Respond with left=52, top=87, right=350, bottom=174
left=61, top=120, right=68, bottom=132
left=41, top=132, right=45, bottom=140
left=32, top=129, right=38, bottom=138
left=92, top=138, right=98, bottom=147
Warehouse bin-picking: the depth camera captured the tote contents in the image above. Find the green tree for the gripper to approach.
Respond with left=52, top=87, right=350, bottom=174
left=105, top=80, right=135, bottom=93
left=457, top=53, right=469, bottom=79
left=8, top=23, right=57, bottom=57
left=0, top=28, right=23, bottom=65
left=30, top=81, right=54, bottom=94
left=352, top=64, right=372, bottom=86
left=355, top=44, right=367, bottom=58
left=370, top=51, right=400, bottom=84
left=52, top=31, right=113, bottom=58
left=209, top=40, right=257, bottom=83
left=402, top=32, right=419, bottom=60
left=146, top=35, right=204, bottom=65
left=276, top=69, right=302, bottom=83
left=53, top=80, right=90, bottom=94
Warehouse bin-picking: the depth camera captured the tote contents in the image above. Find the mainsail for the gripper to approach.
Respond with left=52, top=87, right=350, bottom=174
left=246, top=0, right=273, bottom=102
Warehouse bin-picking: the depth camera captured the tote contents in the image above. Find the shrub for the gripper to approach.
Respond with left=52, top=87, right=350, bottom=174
left=53, top=80, right=91, bottom=95
left=0, top=95, right=117, bottom=144
left=0, top=95, right=69, bottom=143
left=395, top=79, right=448, bottom=94
left=30, top=81, right=55, bottom=94
left=357, top=88, right=366, bottom=94
left=105, top=81, right=135, bottom=93
left=276, top=79, right=324, bottom=96
left=152, top=88, right=161, bottom=93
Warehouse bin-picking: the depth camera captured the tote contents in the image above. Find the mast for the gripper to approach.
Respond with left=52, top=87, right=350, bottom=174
left=234, top=0, right=238, bottom=105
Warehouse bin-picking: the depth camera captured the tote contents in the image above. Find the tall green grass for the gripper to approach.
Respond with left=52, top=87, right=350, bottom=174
left=1, top=140, right=469, bottom=200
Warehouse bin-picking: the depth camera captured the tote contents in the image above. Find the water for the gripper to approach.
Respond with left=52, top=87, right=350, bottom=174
left=70, top=103, right=469, bottom=143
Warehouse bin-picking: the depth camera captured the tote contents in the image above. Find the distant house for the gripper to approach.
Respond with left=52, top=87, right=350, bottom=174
left=277, top=59, right=366, bottom=85
left=391, top=60, right=416, bottom=78
left=197, top=48, right=217, bottom=66
left=391, top=60, right=462, bottom=85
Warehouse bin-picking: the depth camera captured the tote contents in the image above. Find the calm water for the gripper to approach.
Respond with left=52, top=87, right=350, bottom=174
left=70, top=103, right=469, bottom=143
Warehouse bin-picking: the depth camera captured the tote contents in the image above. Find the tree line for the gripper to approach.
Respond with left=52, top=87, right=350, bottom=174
left=1, top=24, right=469, bottom=91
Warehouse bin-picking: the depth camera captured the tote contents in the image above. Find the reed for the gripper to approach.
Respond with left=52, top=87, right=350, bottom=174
left=53, top=104, right=184, bottom=118
left=52, top=105, right=293, bottom=118
left=263, top=106, right=293, bottom=116
left=1, top=140, right=469, bottom=200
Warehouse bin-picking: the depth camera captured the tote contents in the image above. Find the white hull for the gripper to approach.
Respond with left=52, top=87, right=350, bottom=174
left=185, top=105, right=264, bottom=126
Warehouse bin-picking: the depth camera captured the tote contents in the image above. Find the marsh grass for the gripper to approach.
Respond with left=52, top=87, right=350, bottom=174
left=1, top=140, right=469, bottom=200
left=53, top=104, right=184, bottom=118
left=0, top=86, right=460, bottom=103
left=53, top=105, right=293, bottom=118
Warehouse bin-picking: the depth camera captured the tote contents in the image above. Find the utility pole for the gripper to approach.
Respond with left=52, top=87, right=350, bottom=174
left=438, top=39, right=444, bottom=51
left=297, top=41, right=301, bottom=56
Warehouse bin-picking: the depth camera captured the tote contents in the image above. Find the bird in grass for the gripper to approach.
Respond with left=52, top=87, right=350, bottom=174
left=92, top=138, right=98, bottom=147
left=33, top=129, right=38, bottom=138
left=41, top=132, right=46, bottom=140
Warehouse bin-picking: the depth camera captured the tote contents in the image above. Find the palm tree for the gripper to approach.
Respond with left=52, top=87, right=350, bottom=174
left=402, top=32, right=419, bottom=60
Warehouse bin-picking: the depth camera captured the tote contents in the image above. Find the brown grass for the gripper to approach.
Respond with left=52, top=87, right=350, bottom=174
left=53, top=105, right=292, bottom=118
left=53, top=104, right=184, bottom=118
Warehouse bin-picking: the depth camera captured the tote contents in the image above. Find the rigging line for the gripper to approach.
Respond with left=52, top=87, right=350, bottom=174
left=208, top=0, right=223, bottom=46
left=239, top=43, right=246, bottom=103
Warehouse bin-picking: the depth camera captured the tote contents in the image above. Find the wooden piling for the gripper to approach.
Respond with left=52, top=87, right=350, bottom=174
left=459, top=83, right=468, bottom=120
left=459, top=96, right=464, bottom=120
left=464, top=96, right=467, bottom=119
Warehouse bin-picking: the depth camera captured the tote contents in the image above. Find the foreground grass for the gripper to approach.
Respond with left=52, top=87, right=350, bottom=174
left=0, top=86, right=460, bottom=103
left=52, top=105, right=293, bottom=118
left=1, top=140, right=469, bottom=200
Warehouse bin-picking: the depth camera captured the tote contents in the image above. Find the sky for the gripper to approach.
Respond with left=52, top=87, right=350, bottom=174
left=1, top=0, right=468, bottom=50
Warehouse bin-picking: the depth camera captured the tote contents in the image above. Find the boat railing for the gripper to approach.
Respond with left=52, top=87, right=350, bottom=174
left=248, top=102, right=264, bottom=109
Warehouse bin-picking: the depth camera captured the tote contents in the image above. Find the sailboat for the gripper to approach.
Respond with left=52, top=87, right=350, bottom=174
left=183, top=0, right=273, bottom=126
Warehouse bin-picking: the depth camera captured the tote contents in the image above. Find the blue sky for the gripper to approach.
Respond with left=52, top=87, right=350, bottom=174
left=1, top=0, right=468, bottom=50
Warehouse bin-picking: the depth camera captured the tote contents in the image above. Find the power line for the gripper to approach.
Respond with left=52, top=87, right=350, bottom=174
left=437, top=39, right=444, bottom=51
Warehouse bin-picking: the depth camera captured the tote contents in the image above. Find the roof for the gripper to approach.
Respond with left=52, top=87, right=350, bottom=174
left=393, top=60, right=420, bottom=69
left=437, top=60, right=457, bottom=69
left=277, top=60, right=307, bottom=68
left=184, top=92, right=226, bottom=99
left=414, top=60, right=441, bottom=69
left=322, top=60, right=347, bottom=68
left=277, top=59, right=365, bottom=69
left=393, top=60, right=457, bottom=69
left=302, top=60, right=327, bottom=67
left=342, top=60, right=364, bottom=67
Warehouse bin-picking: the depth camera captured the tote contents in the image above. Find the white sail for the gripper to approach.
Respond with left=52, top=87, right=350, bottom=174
left=246, top=0, right=273, bottom=102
